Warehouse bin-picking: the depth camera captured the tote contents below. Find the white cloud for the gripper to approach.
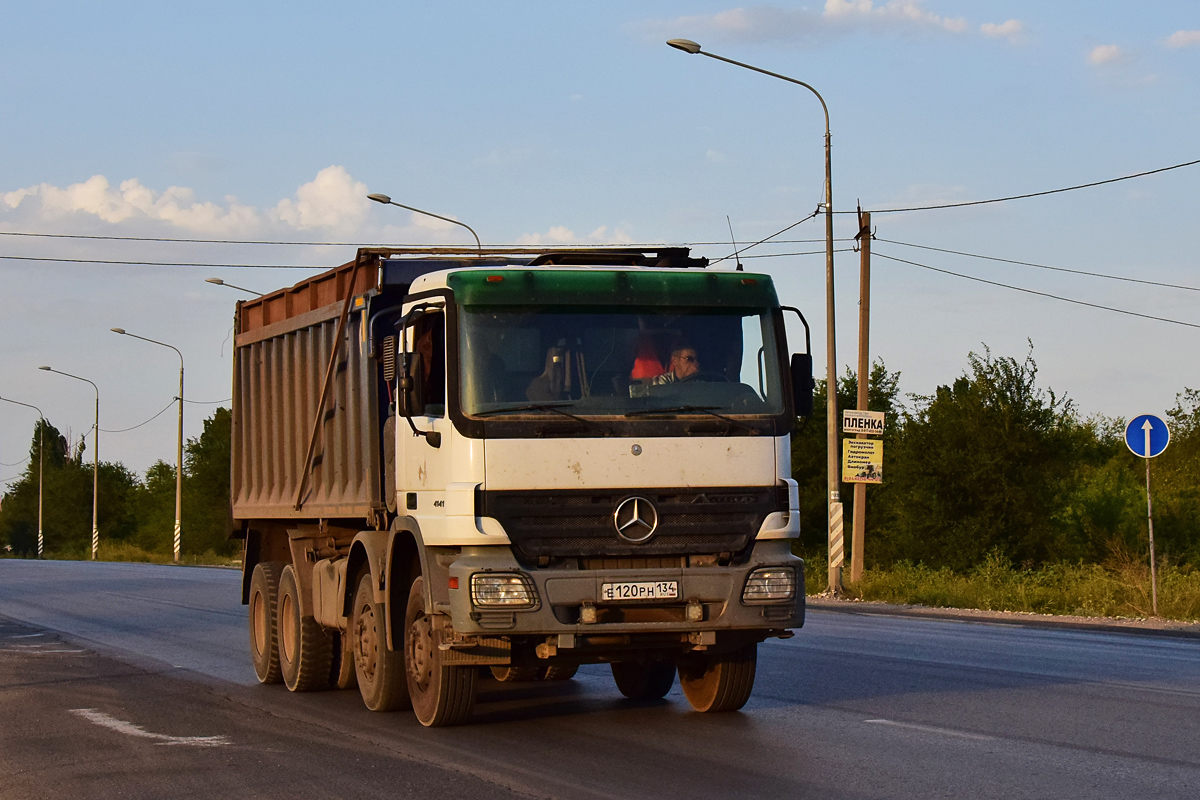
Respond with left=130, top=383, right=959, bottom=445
left=706, top=149, right=726, bottom=163
left=1087, top=44, right=1125, bottom=66
left=3, top=165, right=372, bottom=235
left=1165, top=30, right=1200, bottom=49
left=516, top=224, right=632, bottom=245
left=3, top=174, right=261, bottom=234
left=636, top=1, right=968, bottom=47
left=980, top=19, right=1024, bottom=42
left=270, top=166, right=367, bottom=231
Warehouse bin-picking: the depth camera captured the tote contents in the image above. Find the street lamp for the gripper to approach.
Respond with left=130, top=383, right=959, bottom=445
left=667, top=38, right=843, bottom=593
left=38, top=366, right=99, bottom=560
left=0, top=397, right=44, bottom=558
left=367, top=193, right=483, bottom=254
left=205, top=278, right=263, bottom=297
left=111, top=329, right=185, bottom=563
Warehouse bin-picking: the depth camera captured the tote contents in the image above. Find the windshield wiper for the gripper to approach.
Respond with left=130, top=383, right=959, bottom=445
left=475, top=403, right=611, bottom=435
left=625, top=405, right=757, bottom=434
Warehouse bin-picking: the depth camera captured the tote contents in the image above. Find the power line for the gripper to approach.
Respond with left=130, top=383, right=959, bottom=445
left=1, top=255, right=323, bottom=269
left=738, top=247, right=858, bottom=259
left=183, top=398, right=231, bottom=405
left=100, top=399, right=176, bottom=433
left=878, top=238, right=1200, bottom=292
left=709, top=210, right=821, bottom=265
left=0, top=227, right=850, bottom=248
left=874, top=250, right=1200, bottom=330
left=1, top=456, right=29, bottom=467
left=861, top=157, right=1200, bottom=214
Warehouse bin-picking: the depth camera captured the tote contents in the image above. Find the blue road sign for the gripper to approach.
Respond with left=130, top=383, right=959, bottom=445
left=1125, top=414, right=1170, bottom=458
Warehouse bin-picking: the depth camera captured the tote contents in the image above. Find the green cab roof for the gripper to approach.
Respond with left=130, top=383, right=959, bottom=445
left=447, top=269, right=779, bottom=308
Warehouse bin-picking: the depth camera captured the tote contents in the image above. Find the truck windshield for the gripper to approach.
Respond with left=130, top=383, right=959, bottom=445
left=459, top=306, right=785, bottom=418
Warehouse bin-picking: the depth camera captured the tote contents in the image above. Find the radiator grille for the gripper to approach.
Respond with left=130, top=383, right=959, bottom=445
left=480, top=487, right=784, bottom=560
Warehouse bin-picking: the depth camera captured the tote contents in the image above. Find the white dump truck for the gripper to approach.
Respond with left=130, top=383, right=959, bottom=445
left=232, top=246, right=813, bottom=726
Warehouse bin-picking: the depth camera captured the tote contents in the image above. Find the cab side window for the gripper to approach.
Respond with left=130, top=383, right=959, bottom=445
left=411, top=311, right=446, bottom=417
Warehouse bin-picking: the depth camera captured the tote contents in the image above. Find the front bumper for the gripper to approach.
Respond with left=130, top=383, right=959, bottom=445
left=445, top=539, right=804, bottom=637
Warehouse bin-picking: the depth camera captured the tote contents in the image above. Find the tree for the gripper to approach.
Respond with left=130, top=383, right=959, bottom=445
left=873, top=344, right=1094, bottom=570
left=182, top=407, right=234, bottom=556
left=791, top=359, right=902, bottom=557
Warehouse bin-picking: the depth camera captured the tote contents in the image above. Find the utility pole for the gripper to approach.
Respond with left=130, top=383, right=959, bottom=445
left=851, top=210, right=871, bottom=584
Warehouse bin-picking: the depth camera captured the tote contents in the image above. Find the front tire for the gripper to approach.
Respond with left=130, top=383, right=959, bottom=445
left=678, top=644, right=757, bottom=712
left=278, top=565, right=334, bottom=692
left=611, top=660, right=675, bottom=700
left=351, top=572, right=408, bottom=711
left=248, top=561, right=284, bottom=685
left=406, top=576, right=477, bottom=727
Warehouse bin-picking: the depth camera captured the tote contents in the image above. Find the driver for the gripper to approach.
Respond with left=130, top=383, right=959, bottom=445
left=650, top=345, right=700, bottom=385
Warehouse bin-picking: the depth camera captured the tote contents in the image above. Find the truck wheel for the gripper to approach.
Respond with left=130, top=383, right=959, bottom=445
left=278, top=565, right=334, bottom=692
left=611, top=660, right=675, bottom=700
left=539, top=664, right=578, bottom=681
left=678, top=643, right=757, bottom=712
left=405, top=576, right=477, bottom=727
left=491, top=665, right=540, bottom=682
left=248, top=561, right=284, bottom=685
left=329, top=632, right=358, bottom=690
left=351, top=573, right=408, bottom=711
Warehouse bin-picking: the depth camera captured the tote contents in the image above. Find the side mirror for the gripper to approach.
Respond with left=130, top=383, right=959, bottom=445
left=397, top=352, right=426, bottom=418
left=790, top=353, right=814, bottom=418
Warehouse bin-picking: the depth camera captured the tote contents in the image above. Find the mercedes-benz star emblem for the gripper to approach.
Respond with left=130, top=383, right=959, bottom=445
left=613, top=496, right=659, bottom=543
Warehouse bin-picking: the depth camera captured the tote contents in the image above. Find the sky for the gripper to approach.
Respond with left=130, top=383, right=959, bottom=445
left=1, top=1, right=1198, bottom=480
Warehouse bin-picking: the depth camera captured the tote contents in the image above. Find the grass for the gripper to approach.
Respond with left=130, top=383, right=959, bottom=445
left=4, top=541, right=240, bottom=568
left=804, top=551, right=1200, bottom=623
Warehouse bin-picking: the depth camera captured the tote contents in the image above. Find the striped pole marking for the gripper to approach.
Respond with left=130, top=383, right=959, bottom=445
left=830, top=501, right=845, bottom=569
left=173, top=520, right=181, bottom=562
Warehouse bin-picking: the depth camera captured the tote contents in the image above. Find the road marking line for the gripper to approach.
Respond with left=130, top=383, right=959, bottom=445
left=70, top=709, right=231, bottom=747
left=2, top=649, right=86, bottom=654
left=864, top=718, right=995, bottom=741
left=5, top=633, right=46, bottom=639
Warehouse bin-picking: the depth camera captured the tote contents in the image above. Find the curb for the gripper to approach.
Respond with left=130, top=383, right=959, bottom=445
left=805, top=597, right=1200, bottom=641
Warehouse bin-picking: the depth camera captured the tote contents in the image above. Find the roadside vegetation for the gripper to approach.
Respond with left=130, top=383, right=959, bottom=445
left=792, top=343, right=1200, bottom=622
left=3, top=344, right=1198, bottom=619
left=0, top=408, right=238, bottom=564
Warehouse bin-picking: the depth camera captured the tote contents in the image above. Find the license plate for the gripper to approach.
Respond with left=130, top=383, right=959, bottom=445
left=600, top=581, right=679, bottom=601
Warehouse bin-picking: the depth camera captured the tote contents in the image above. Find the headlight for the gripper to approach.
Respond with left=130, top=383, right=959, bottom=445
left=742, top=567, right=796, bottom=604
left=470, top=573, right=539, bottom=609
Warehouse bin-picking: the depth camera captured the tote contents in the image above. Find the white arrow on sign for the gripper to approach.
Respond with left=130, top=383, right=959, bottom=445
left=1144, top=420, right=1153, bottom=462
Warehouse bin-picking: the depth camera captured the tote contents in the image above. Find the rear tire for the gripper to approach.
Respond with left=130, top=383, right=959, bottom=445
left=678, top=643, right=757, bottom=712
left=351, top=572, right=409, bottom=711
left=248, top=561, right=284, bottom=685
left=278, top=565, right=334, bottom=692
left=491, top=665, right=540, bottom=682
left=330, top=631, right=358, bottom=690
left=406, top=576, right=477, bottom=727
left=539, top=664, right=578, bottom=681
left=611, top=660, right=675, bottom=700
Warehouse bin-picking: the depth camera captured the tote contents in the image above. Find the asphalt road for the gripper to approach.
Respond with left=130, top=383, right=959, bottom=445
left=1, top=559, right=1198, bottom=799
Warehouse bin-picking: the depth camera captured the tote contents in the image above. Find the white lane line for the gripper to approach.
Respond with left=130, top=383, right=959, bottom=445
left=2, top=649, right=87, bottom=654
left=864, top=718, right=995, bottom=741
left=4, top=633, right=46, bottom=639
left=70, top=709, right=231, bottom=747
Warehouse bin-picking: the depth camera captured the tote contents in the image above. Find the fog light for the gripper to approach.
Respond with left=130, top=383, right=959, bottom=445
left=742, top=567, right=796, bottom=604
left=470, top=573, right=538, bottom=609
left=686, top=599, right=704, bottom=622
left=580, top=602, right=597, bottom=624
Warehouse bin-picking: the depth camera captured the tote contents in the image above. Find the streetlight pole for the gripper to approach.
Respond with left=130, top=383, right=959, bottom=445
left=205, top=278, right=264, bottom=297
left=666, top=38, right=843, bottom=593
left=0, top=397, right=44, bottom=558
left=366, top=193, right=483, bottom=254
left=111, top=329, right=185, bottom=562
left=38, top=366, right=99, bottom=560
